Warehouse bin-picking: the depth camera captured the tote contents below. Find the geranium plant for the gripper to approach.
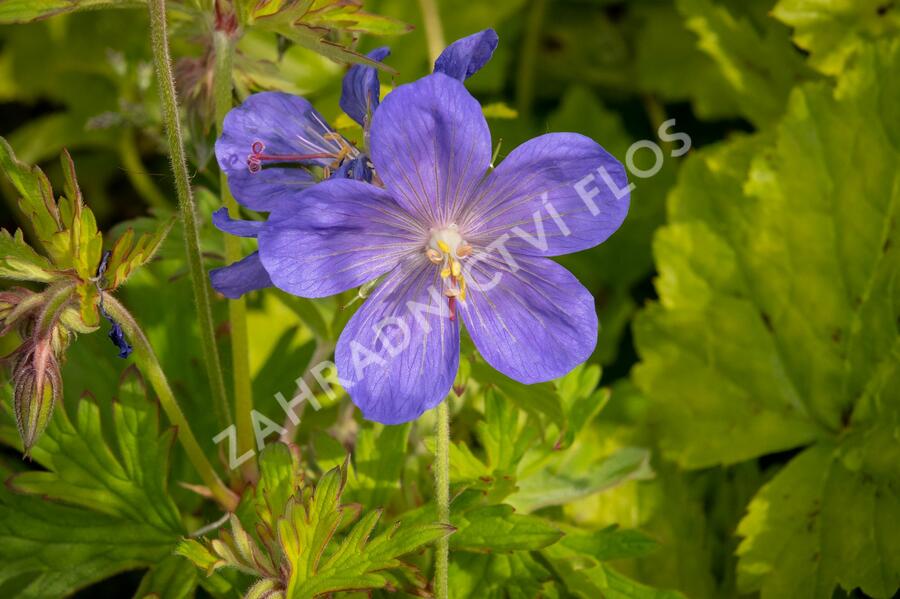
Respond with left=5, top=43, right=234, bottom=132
left=0, top=1, right=897, bottom=598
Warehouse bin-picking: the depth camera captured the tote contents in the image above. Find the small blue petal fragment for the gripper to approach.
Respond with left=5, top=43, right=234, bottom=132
left=108, top=320, right=133, bottom=359
left=96, top=250, right=130, bottom=358
left=210, top=251, right=273, bottom=299
left=96, top=250, right=111, bottom=279
left=212, top=207, right=264, bottom=238
left=100, top=303, right=132, bottom=359
left=340, top=47, right=391, bottom=126
left=434, top=29, right=498, bottom=81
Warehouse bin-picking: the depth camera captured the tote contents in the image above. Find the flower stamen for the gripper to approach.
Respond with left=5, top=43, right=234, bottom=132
left=321, top=133, right=363, bottom=178
left=426, top=224, right=472, bottom=317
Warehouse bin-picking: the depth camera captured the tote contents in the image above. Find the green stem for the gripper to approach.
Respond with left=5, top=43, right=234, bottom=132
left=433, top=399, right=450, bottom=599
left=118, top=129, right=169, bottom=211
left=104, top=295, right=239, bottom=512
left=417, top=0, right=445, bottom=65
left=148, top=0, right=232, bottom=431
left=212, top=30, right=256, bottom=482
left=417, top=3, right=450, bottom=594
left=516, top=0, right=546, bottom=118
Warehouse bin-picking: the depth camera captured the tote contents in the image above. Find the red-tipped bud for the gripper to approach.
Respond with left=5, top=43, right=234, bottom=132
left=12, top=336, right=62, bottom=454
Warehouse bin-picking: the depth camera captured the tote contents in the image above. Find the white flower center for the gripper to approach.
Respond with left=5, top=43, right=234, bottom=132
left=425, top=225, right=472, bottom=316
left=428, top=224, right=465, bottom=258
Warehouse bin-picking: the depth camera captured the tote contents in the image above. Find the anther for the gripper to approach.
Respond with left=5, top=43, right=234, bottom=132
left=426, top=225, right=470, bottom=318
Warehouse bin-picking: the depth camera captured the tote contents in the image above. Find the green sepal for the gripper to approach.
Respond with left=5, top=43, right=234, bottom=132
left=105, top=216, right=175, bottom=290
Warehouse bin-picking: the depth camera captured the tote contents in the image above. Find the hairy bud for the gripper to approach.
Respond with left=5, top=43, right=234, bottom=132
left=12, top=336, right=62, bottom=454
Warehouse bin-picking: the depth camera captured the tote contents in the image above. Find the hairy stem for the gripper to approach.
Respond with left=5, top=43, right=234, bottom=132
left=212, top=30, right=257, bottom=482
left=417, top=0, right=445, bottom=65
left=104, top=295, right=239, bottom=512
left=148, top=0, right=232, bottom=431
left=118, top=129, right=169, bottom=211
left=433, top=399, right=451, bottom=599
left=417, top=2, right=451, bottom=594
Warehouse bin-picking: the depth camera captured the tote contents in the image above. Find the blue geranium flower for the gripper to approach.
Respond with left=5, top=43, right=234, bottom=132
left=210, top=30, right=498, bottom=299
left=254, top=72, right=628, bottom=424
left=211, top=30, right=629, bottom=425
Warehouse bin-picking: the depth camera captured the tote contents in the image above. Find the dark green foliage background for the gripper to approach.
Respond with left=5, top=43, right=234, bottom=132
left=0, top=0, right=898, bottom=598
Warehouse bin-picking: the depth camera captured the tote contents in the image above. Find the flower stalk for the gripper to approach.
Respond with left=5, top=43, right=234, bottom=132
left=103, top=295, right=239, bottom=512
left=213, top=28, right=257, bottom=482
left=417, top=7, right=452, bottom=597
left=148, top=0, right=232, bottom=431
left=433, top=399, right=451, bottom=599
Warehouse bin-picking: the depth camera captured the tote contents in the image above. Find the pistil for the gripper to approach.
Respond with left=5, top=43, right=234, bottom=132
left=246, top=136, right=362, bottom=176
left=426, top=225, right=472, bottom=317
left=246, top=141, right=334, bottom=173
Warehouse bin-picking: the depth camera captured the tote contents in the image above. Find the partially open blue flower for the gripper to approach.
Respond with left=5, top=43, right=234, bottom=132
left=255, top=73, right=629, bottom=424
left=210, top=31, right=499, bottom=300
left=211, top=47, right=393, bottom=298
left=215, top=47, right=394, bottom=210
